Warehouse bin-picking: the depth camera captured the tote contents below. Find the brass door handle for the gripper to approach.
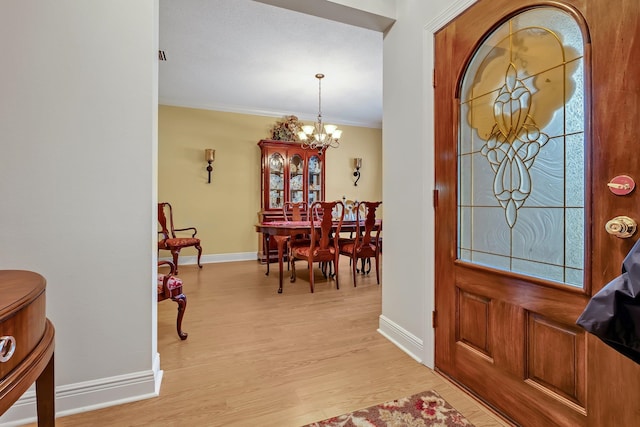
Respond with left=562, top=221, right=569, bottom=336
left=605, top=216, right=637, bottom=238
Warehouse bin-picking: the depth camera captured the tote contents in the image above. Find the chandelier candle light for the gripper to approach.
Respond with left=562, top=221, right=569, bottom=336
left=298, top=73, right=342, bottom=153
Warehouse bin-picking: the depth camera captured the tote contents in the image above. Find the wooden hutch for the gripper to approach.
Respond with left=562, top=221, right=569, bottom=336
left=257, top=139, right=326, bottom=263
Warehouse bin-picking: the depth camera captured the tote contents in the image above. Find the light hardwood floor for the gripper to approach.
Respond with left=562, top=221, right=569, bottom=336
left=40, top=259, right=511, bottom=427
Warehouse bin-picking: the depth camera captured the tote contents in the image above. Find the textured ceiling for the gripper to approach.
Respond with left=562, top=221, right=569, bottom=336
left=159, top=0, right=384, bottom=128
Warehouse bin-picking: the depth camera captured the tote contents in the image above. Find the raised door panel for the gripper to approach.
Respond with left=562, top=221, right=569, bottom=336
left=456, top=290, right=490, bottom=355
left=526, top=315, right=586, bottom=408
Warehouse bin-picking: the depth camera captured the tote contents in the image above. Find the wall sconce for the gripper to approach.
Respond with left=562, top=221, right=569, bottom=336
left=353, top=158, right=362, bottom=186
left=205, top=149, right=215, bottom=183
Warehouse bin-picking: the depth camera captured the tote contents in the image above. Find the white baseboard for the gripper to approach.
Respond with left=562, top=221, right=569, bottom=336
left=377, top=314, right=424, bottom=364
left=0, top=353, right=163, bottom=427
left=159, top=251, right=257, bottom=265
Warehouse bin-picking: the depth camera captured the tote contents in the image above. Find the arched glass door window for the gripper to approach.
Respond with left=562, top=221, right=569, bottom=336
left=458, top=7, right=586, bottom=287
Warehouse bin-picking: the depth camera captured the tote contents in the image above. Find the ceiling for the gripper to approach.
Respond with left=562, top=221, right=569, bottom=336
left=158, top=0, right=385, bottom=128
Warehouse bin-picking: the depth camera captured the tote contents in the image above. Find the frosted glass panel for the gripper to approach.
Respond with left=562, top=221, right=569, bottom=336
left=511, top=8, right=584, bottom=60
left=470, top=207, right=511, bottom=257
left=459, top=154, right=472, bottom=206
left=526, top=136, right=564, bottom=207
left=511, top=208, right=564, bottom=265
left=459, top=102, right=473, bottom=155
left=511, top=258, right=564, bottom=283
left=566, top=208, right=584, bottom=268
left=459, top=206, right=471, bottom=250
left=473, top=252, right=512, bottom=270
left=566, top=59, right=585, bottom=134
left=457, top=7, right=585, bottom=288
left=471, top=151, right=499, bottom=206
left=565, top=268, right=583, bottom=287
left=566, top=133, right=585, bottom=207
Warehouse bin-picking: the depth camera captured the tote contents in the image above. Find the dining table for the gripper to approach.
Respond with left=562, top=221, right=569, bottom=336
left=255, top=219, right=381, bottom=293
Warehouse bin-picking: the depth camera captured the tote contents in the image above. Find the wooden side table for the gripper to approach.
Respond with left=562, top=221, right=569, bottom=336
left=0, top=270, right=55, bottom=426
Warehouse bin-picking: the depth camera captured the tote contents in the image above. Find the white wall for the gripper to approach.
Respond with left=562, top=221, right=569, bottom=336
left=379, top=0, right=476, bottom=367
left=0, top=1, right=159, bottom=424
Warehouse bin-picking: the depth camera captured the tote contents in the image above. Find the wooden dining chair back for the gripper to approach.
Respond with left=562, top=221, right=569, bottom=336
left=283, top=201, right=308, bottom=222
left=282, top=201, right=311, bottom=267
left=158, top=202, right=203, bottom=275
left=339, top=201, right=382, bottom=286
left=157, top=261, right=188, bottom=340
left=290, top=200, right=344, bottom=293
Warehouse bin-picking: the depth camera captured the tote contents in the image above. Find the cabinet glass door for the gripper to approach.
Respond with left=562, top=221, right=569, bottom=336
left=268, top=152, right=284, bottom=209
left=289, top=154, right=304, bottom=204
left=307, top=155, right=322, bottom=204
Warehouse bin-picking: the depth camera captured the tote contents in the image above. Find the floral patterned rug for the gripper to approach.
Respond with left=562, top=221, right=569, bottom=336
left=302, top=390, right=475, bottom=427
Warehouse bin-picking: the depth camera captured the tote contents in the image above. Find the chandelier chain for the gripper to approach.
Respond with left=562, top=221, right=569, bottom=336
left=317, top=75, right=322, bottom=122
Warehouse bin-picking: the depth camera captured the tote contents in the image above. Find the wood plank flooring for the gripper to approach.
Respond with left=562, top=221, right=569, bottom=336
left=38, top=259, right=511, bottom=426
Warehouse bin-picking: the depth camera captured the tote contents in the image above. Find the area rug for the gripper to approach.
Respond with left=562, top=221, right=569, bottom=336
left=302, top=390, right=475, bottom=427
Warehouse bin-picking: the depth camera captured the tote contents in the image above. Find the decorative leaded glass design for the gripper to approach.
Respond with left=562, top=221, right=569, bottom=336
left=458, top=7, right=585, bottom=287
left=480, top=63, right=550, bottom=227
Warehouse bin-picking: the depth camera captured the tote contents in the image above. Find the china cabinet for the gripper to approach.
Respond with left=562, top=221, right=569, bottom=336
left=257, top=139, right=326, bottom=262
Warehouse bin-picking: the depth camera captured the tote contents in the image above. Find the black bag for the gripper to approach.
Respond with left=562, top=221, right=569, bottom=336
left=576, top=239, right=640, bottom=364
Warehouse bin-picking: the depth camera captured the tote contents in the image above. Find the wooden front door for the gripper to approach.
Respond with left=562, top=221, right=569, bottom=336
left=434, top=1, right=640, bottom=426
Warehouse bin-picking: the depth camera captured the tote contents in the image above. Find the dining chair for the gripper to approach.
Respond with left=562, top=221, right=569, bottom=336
left=290, top=200, right=344, bottom=293
left=158, top=202, right=202, bottom=275
left=283, top=201, right=308, bottom=222
left=339, top=201, right=382, bottom=286
left=336, top=199, right=366, bottom=270
left=157, top=260, right=188, bottom=340
left=282, top=201, right=310, bottom=269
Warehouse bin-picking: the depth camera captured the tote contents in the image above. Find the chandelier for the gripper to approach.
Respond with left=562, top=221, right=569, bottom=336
left=298, top=73, right=342, bottom=153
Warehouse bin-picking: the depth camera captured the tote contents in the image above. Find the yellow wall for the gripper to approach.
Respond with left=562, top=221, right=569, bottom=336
left=158, top=105, right=382, bottom=257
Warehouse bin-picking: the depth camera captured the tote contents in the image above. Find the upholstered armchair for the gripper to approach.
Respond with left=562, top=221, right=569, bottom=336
left=158, top=202, right=202, bottom=275
left=157, top=260, right=188, bottom=340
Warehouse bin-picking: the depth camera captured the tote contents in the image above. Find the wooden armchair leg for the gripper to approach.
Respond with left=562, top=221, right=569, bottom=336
left=196, top=244, right=203, bottom=269
left=171, top=250, right=181, bottom=275
left=171, top=293, right=188, bottom=340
